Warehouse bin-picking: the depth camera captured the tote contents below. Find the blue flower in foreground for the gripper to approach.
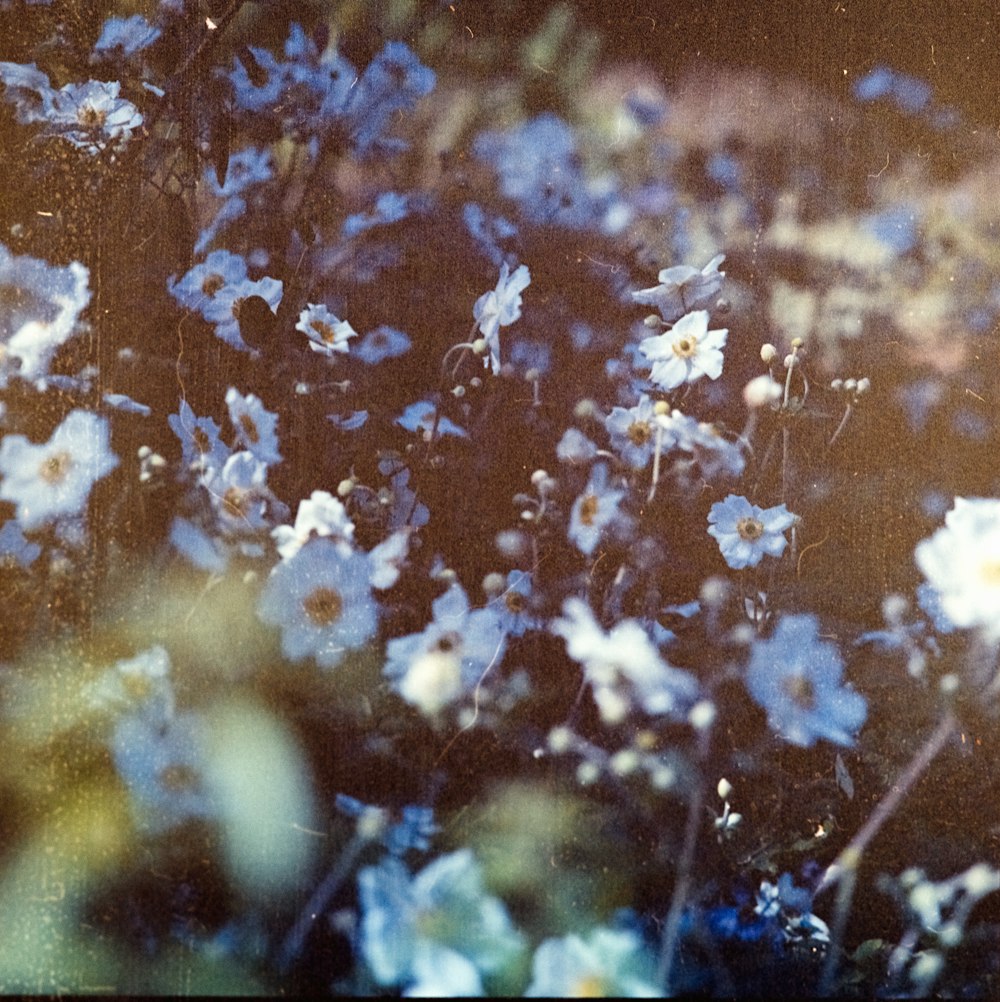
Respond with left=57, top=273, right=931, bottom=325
left=639, top=309, right=728, bottom=390
left=525, top=927, right=659, bottom=997
left=112, top=710, right=213, bottom=833
left=473, top=261, right=531, bottom=375
left=384, top=584, right=507, bottom=715
left=257, top=538, right=378, bottom=669
left=0, top=409, right=118, bottom=530
left=46, top=79, right=143, bottom=152
left=568, top=463, right=626, bottom=557
left=358, top=849, right=523, bottom=993
left=746, top=614, right=867, bottom=747
left=168, top=249, right=248, bottom=316
left=632, top=253, right=725, bottom=323
left=356, top=325, right=411, bottom=364
left=707, top=494, right=796, bottom=570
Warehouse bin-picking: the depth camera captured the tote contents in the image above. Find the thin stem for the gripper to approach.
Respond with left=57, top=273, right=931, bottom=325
left=657, top=726, right=712, bottom=993
left=815, top=709, right=957, bottom=993
left=827, top=403, right=853, bottom=449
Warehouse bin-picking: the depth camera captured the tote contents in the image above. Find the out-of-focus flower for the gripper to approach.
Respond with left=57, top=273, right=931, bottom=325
left=87, top=645, right=174, bottom=723
left=489, top=570, right=539, bottom=637
left=225, top=387, right=282, bottom=466
left=257, top=538, right=378, bottom=669
left=358, top=849, right=523, bottom=993
left=707, top=494, right=796, bottom=569
left=640, top=310, right=728, bottom=390
left=0, top=409, right=118, bottom=530
left=0, top=518, right=41, bottom=567
left=568, top=463, right=626, bottom=557
left=605, top=394, right=658, bottom=469
left=525, top=927, right=659, bottom=997
left=0, top=243, right=91, bottom=387
left=384, top=584, right=507, bottom=716
left=356, top=325, right=411, bottom=364
left=271, top=490, right=355, bottom=561
left=746, top=614, right=867, bottom=747
left=397, top=400, right=467, bottom=438
left=92, top=14, right=161, bottom=59
left=204, top=451, right=272, bottom=535
left=914, top=497, right=1000, bottom=641
left=473, top=261, right=531, bottom=376
left=295, top=303, right=357, bottom=356
left=632, top=254, right=725, bottom=323
left=368, top=527, right=412, bottom=589
left=342, top=192, right=410, bottom=238
left=552, top=597, right=699, bottom=724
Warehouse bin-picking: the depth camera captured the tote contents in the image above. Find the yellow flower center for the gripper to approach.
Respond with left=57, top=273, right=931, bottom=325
left=672, top=334, right=698, bottom=358
left=312, top=320, right=336, bottom=344
left=302, top=586, right=343, bottom=627
left=979, top=559, right=1000, bottom=585
left=505, top=591, right=526, bottom=614
left=627, top=420, right=652, bottom=446
left=579, top=494, right=599, bottom=527
left=201, top=273, right=225, bottom=297
left=736, top=516, right=764, bottom=542
left=39, top=450, right=72, bottom=485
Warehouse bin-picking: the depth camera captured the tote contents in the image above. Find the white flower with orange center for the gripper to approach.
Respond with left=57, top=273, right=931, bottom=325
left=295, top=303, right=358, bottom=357
left=639, top=309, right=728, bottom=391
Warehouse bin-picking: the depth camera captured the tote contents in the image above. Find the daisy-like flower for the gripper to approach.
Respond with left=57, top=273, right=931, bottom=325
left=605, top=394, right=659, bottom=469
left=225, top=387, right=282, bottom=466
left=46, top=79, right=143, bottom=153
left=271, top=490, right=355, bottom=561
left=384, top=584, right=507, bottom=716
left=201, top=275, right=283, bottom=352
left=525, top=927, right=659, bottom=998
left=707, top=494, right=796, bottom=570
left=168, top=249, right=248, bottom=316
left=0, top=244, right=91, bottom=387
left=473, top=261, right=531, bottom=375
left=295, top=303, right=357, bottom=357
left=0, top=409, right=118, bottom=530
left=745, top=614, right=867, bottom=747
left=632, top=253, right=726, bottom=323
left=552, top=596, right=699, bottom=724
left=914, top=497, right=1000, bottom=641
left=568, top=463, right=626, bottom=557
left=640, top=309, right=728, bottom=391
left=358, top=849, right=523, bottom=993
left=257, top=538, right=378, bottom=669
left=168, top=399, right=230, bottom=479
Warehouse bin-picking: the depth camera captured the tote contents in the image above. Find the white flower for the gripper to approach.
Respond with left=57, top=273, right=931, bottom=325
left=639, top=310, right=728, bottom=390
left=551, top=597, right=699, bottom=724
left=271, top=490, right=355, bottom=561
left=568, top=463, right=626, bottom=557
left=0, top=409, right=118, bottom=530
left=472, top=261, right=531, bottom=375
left=295, top=303, right=357, bottom=356
left=707, top=494, right=796, bottom=570
left=47, top=79, right=143, bottom=152
left=631, top=253, right=725, bottom=322
left=915, top=497, right=1000, bottom=640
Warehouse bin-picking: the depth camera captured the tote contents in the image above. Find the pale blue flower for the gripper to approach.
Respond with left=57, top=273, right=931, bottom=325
left=112, top=710, right=213, bottom=833
left=707, top=494, right=795, bottom=569
left=0, top=519, right=41, bottom=567
left=168, top=249, right=248, bottom=316
left=46, top=79, right=142, bottom=153
left=854, top=66, right=931, bottom=113
left=225, top=387, right=282, bottom=466
left=473, top=262, right=531, bottom=375
left=169, top=516, right=229, bottom=574
left=358, top=849, right=523, bottom=992
left=295, top=303, right=357, bottom=357
left=356, top=325, right=411, bottom=364
left=746, top=614, right=867, bottom=747
left=640, top=310, right=728, bottom=390
left=202, top=276, right=282, bottom=352
left=205, top=145, right=273, bottom=198
left=168, top=399, right=231, bottom=479
left=397, top=400, right=467, bottom=438
left=525, top=927, right=659, bottom=997
left=384, top=584, right=507, bottom=715
left=568, top=463, right=626, bottom=557
left=0, top=243, right=90, bottom=387
left=92, top=14, right=161, bottom=58
left=556, top=427, right=598, bottom=465
left=342, top=192, right=410, bottom=238
left=257, top=538, right=378, bottom=669
left=490, top=570, right=539, bottom=637
left=462, top=202, right=517, bottom=266
left=204, top=450, right=271, bottom=535
left=605, top=394, right=658, bottom=469
left=0, top=409, right=118, bottom=530
left=632, top=254, right=725, bottom=322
